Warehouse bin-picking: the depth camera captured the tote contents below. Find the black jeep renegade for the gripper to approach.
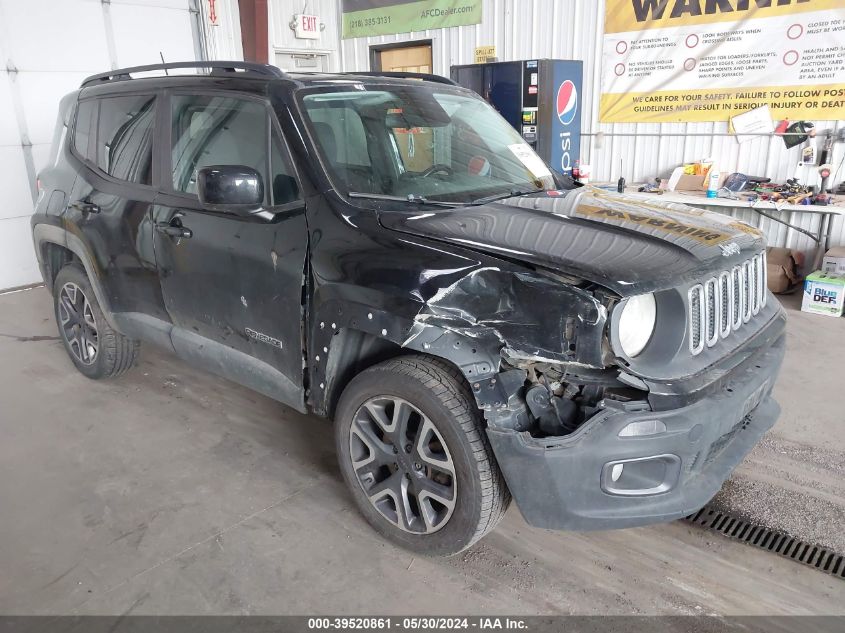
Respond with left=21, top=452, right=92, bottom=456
left=31, top=62, right=786, bottom=555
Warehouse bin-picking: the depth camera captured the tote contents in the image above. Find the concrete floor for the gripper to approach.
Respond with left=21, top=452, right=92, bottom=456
left=0, top=287, right=842, bottom=616
left=709, top=292, right=845, bottom=553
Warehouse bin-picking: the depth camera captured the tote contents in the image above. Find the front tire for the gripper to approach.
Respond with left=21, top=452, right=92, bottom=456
left=53, top=264, right=139, bottom=380
left=335, top=355, right=510, bottom=555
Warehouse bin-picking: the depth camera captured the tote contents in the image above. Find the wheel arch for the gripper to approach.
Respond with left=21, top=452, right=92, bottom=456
left=32, top=223, right=118, bottom=330
left=310, top=299, right=509, bottom=420
left=320, top=328, right=408, bottom=419
left=40, top=241, right=77, bottom=290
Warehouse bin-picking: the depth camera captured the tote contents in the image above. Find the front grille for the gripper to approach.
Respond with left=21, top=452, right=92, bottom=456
left=704, top=278, right=718, bottom=346
left=718, top=271, right=730, bottom=337
left=689, top=285, right=703, bottom=353
left=688, top=251, right=767, bottom=355
left=731, top=267, right=742, bottom=330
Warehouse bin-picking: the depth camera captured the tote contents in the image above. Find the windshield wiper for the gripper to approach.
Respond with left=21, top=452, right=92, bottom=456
left=348, top=192, right=461, bottom=208
left=469, top=188, right=543, bottom=206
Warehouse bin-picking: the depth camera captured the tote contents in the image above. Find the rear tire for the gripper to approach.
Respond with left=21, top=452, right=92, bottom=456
left=53, top=264, right=139, bottom=380
left=335, top=355, right=510, bottom=556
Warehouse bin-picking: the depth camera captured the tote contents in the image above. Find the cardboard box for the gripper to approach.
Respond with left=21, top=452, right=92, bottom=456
left=822, top=246, right=845, bottom=275
left=673, top=173, right=727, bottom=192
left=801, top=271, right=845, bottom=317
left=766, top=246, right=800, bottom=294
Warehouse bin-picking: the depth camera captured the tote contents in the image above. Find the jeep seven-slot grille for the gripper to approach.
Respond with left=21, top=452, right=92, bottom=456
left=688, top=252, right=767, bottom=355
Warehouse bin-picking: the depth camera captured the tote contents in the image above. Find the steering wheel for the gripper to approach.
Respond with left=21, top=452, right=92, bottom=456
left=419, top=164, right=454, bottom=178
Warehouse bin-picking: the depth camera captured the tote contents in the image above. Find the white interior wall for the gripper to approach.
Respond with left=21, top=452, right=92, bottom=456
left=0, top=0, right=200, bottom=291
left=270, top=0, right=341, bottom=71
left=201, top=0, right=244, bottom=61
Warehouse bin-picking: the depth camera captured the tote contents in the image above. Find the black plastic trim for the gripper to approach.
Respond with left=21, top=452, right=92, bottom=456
left=337, top=71, right=458, bottom=86
left=81, top=61, right=287, bottom=88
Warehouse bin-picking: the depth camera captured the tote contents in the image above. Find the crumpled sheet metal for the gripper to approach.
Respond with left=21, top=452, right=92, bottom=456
left=402, top=266, right=607, bottom=371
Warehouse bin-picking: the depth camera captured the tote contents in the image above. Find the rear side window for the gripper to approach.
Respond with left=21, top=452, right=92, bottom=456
left=96, top=95, right=156, bottom=185
left=73, top=100, right=97, bottom=160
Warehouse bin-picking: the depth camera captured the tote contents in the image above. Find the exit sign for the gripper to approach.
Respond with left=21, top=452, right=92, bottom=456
left=295, top=14, right=320, bottom=39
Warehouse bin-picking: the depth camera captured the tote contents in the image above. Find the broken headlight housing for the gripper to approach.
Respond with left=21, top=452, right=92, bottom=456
left=616, top=293, right=657, bottom=357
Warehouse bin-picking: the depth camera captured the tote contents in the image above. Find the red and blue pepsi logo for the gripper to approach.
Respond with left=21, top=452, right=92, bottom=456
left=556, top=80, right=578, bottom=126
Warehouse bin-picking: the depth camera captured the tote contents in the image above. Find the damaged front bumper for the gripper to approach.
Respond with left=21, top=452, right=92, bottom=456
left=486, top=312, right=786, bottom=531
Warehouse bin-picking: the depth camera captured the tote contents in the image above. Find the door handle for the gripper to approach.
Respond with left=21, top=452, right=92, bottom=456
left=70, top=200, right=100, bottom=214
left=155, top=223, right=193, bottom=240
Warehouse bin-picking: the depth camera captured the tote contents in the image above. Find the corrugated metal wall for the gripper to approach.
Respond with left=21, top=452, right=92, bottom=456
left=332, top=0, right=845, bottom=260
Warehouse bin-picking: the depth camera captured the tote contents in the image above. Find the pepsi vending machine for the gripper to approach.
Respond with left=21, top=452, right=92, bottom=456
left=450, top=59, right=583, bottom=176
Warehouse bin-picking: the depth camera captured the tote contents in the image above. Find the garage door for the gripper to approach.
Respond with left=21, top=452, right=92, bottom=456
left=0, top=0, right=202, bottom=291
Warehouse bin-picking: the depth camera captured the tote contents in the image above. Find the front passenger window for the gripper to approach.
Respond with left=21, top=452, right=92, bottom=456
left=170, top=95, right=269, bottom=201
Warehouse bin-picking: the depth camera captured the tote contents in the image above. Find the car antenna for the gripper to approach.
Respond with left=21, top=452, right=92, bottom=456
left=617, top=156, right=626, bottom=193
left=159, top=52, right=169, bottom=75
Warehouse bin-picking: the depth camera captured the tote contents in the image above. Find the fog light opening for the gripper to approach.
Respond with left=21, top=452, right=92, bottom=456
left=611, top=463, right=624, bottom=482
left=601, top=454, right=681, bottom=496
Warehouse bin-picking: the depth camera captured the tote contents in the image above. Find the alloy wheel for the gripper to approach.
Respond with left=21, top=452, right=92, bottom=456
left=349, top=396, right=457, bottom=534
left=58, top=282, right=99, bottom=365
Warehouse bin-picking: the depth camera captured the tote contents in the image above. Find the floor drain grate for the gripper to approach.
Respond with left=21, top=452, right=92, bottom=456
left=685, top=505, right=845, bottom=580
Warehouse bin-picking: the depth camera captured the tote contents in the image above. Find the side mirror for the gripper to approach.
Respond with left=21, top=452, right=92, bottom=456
left=197, top=165, right=264, bottom=215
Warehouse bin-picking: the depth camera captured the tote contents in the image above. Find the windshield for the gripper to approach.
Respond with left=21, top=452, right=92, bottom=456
left=299, top=85, right=556, bottom=204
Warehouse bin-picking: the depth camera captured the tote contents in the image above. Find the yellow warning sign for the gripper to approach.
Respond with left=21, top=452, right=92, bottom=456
left=600, top=1, right=845, bottom=122
left=474, top=46, right=496, bottom=63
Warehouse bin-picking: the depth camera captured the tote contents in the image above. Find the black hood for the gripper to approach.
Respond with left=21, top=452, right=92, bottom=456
left=377, top=187, right=766, bottom=295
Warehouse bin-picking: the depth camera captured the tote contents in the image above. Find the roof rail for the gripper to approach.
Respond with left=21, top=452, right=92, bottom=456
left=341, top=71, right=459, bottom=86
left=80, top=61, right=287, bottom=88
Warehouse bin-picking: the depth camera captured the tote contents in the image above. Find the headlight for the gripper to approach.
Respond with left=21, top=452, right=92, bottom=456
left=617, top=293, right=656, bottom=357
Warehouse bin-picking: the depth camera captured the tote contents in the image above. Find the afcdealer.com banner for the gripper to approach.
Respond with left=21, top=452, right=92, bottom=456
left=341, top=0, right=481, bottom=39
left=601, top=0, right=845, bottom=123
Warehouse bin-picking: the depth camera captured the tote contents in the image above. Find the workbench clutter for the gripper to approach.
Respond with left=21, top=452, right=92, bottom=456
left=656, top=160, right=726, bottom=196
left=639, top=158, right=840, bottom=208
left=623, top=114, right=845, bottom=207
left=754, top=123, right=842, bottom=206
